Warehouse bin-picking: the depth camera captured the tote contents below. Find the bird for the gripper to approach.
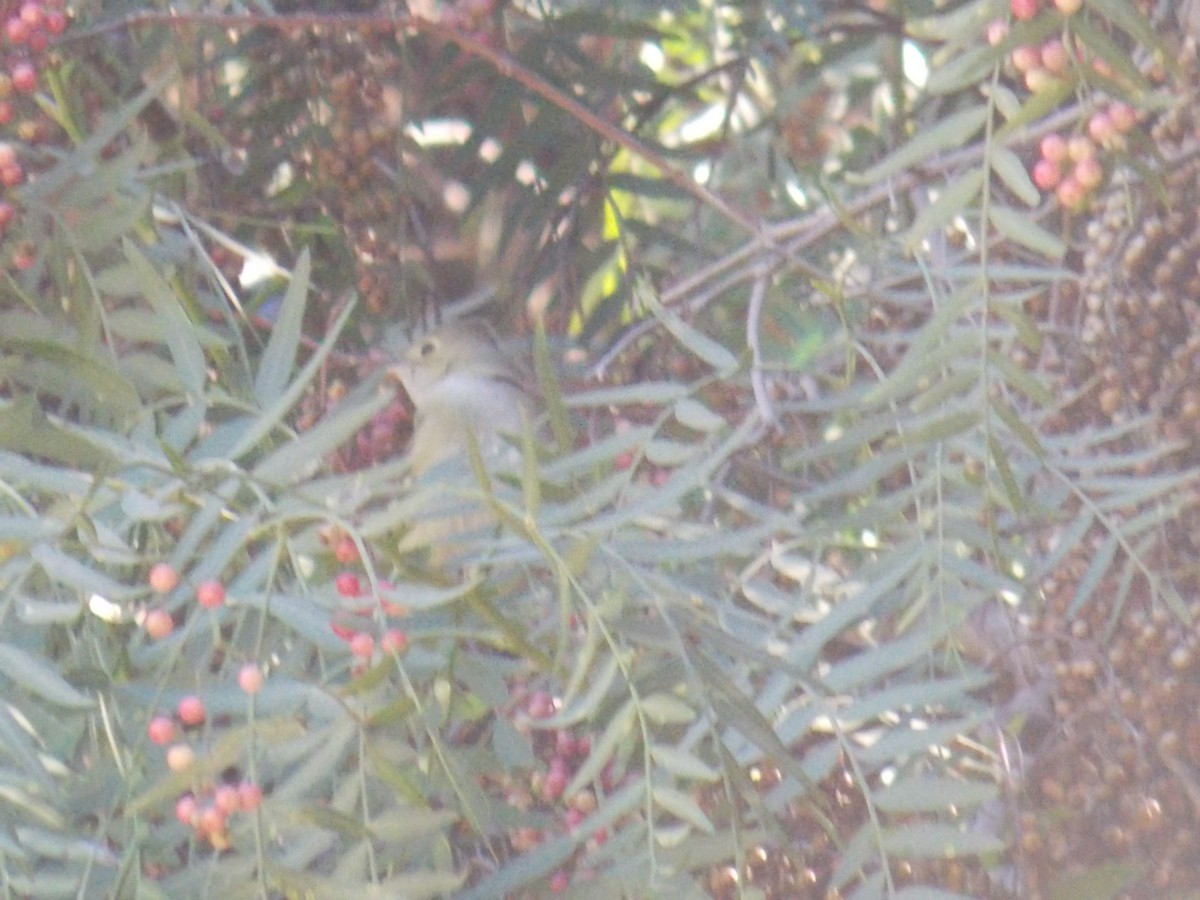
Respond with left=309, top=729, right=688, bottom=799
left=388, top=319, right=534, bottom=563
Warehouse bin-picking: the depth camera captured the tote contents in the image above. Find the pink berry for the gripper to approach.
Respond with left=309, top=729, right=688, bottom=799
left=175, top=794, right=199, bottom=826
left=1040, top=39, right=1070, bottom=75
left=549, top=870, right=570, bottom=892
left=166, top=744, right=195, bottom=772
left=213, top=784, right=240, bottom=814
left=26, top=28, right=46, bottom=52
left=1087, top=111, right=1114, bottom=145
left=148, top=562, right=179, bottom=594
left=526, top=690, right=555, bottom=719
left=143, top=608, right=174, bottom=639
left=198, top=805, right=225, bottom=835
left=18, top=3, right=42, bottom=28
left=1010, top=45, right=1040, bottom=73
left=349, top=631, right=374, bottom=658
left=0, top=143, right=14, bottom=169
left=1073, top=156, right=1104, bottom=189
left=333, top=536, right=359, bottom=564
left=1032, top=158, right=1062, bottom=191
left=177, top=695, right=206, bottom=726
left=1067, top=134, right=1095, bottom=162
left=1040, top=133, right=1068, bottom=162
left=1109, top=102, right=1137, bottom=133
left=0, top=201, right=16, bottom=228
left=43, top=10, right=64, bottom=34
left=5, top=16, right=29, bottom=44
left=540, top=766, right=568, bottom=801
left=335, top=572, right=361, bottom=597
left=237, top=781, right=263, bottom=810
left=195, top=579, right=226, bottom=609
left=381, top=628, right=408, bottom=654
left=1024, top=67, right=1058, bottom=93
left=1010, top=0, right=1039, bottom=20
left=0, top=163, right=22, bottom=187
left=986, top=20, right=1009, bottom=45
left=554, top=730, right=576, bottom=758
left=10, top=62, right=35, bottom=93
left=237, top=664, right=264, bottom=694
left=147, top=715, right=176, bottom=745
left=11, top=243, right=35, bottom=270
left=1056, top=176, right=1086, bottom=211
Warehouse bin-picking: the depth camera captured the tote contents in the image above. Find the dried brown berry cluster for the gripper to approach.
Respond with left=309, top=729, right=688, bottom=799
left=1010, top=43, right=1200, bottom=898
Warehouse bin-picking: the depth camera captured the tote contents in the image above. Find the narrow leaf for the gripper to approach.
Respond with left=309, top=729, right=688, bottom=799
left=989, top=205, right=1066, bottom=259
left=254, top=249, right=310, bottom=406
left=0, top=642, right=94, bottom=709
left=859, top=108, right=989, bottom=184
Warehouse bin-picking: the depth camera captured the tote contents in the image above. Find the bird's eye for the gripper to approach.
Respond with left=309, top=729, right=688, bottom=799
left=419, top=339, right=438, bottom=358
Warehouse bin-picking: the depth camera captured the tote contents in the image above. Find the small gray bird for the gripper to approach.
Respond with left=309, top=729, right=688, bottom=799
left=389, top=320, right=534, bottom=563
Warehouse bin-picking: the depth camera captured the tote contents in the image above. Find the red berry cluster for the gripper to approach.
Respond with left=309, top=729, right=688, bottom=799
left=142, top=563, right=231, bottom=640
left=337, top=397, right=411, bottom=471
left=322, top=525, right=410, bottom=662
left=0, top=0, right=67, bottom=242
left=987, top=1, right=1145, bottom=213
left=1032, top=101, right=1137, bottom=210
left=148, top=690, right=266, bottom=849
left=174, top=780, right=263, bottom=851
left=500, top=689, right=610, bottom=893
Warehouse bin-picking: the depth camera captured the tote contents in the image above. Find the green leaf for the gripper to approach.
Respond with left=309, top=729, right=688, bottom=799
left=989, top=205, right=1066, bottom=259
left=641, top=693, right=697, bottom=725
left=903, top=170, right=984, bottom=253
left=874, top=776, right=996, bottom=813
left=0, top=398, right=118, bottom=472
left=568, top=381, right=689, bottom=407
left=879, top=822, right=1004, bottom=857
left=220, top=298, right=355, bottom=463
left=254, top=249, right=310, bottom=406
left=858, top=108, right=989, bottom=184
left=253, top=382, right=391, bottom=484
left=30, top=543, right=136, bottom=603
left=124, top=240, right=207, bottom=398
left=564, top=698, right=636, bottom=799
left=0, top=641, right=94, bottom=709
left=989, top=147, right=1040, bottom=207
left=925, top=44, right=1001, bottom=96
left=652, top=785, right=715, bottom=833
left=673, top=398, right=726, bottom=433
left=650, top=745, right=720, bottom=782
left=534, top=318, right=574, bottom=454
left=636, top=281, right=739, bottom=374
left=1083, top=0, right=1170, bottom=76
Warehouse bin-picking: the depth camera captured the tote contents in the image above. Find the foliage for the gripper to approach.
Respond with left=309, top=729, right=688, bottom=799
left=0, top=0, right=1194, bottom=898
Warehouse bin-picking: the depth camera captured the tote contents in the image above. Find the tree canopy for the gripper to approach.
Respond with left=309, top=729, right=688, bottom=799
left=0, top=0, right=1197, bottom=897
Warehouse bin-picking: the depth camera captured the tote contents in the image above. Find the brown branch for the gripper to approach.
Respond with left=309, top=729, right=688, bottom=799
left=64, top=8, right=763, bottom=236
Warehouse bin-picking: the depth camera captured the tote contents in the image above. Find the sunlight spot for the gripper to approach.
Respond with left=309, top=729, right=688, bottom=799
left=902, top=40, right=929, bottom=88
left=89, top=593, right=122, bottom=624
left=679, top=103, right=726, bottom=143
left=784, top=178, right=809, bottom=208
left=404, top=118, right=471, bottom=147
left=640, top=41, right=665, bottom=72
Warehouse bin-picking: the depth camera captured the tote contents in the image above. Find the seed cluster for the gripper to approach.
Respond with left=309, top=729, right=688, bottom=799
left=1012, top=43, right=1200, bottom=898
